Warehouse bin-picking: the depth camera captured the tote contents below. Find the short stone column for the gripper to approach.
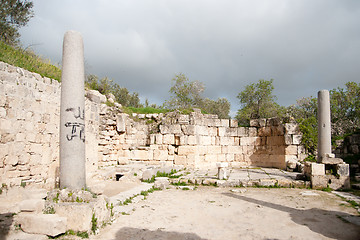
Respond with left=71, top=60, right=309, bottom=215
left=59, top=31, right=86, bottom=189
left=217, top=162, right=228, bottom=180
left=317, top=90, right=332, bottom=163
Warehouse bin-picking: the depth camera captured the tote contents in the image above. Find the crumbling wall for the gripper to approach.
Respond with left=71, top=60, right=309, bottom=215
left=0, top=62, right=100, bottom=188
left=98, top=108, right=305, bottom=170
left=0, top=62, right=305, bottom=188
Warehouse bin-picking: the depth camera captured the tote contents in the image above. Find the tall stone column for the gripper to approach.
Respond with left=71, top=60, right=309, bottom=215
left=317, top=90, right=332, bottom=162
left=60, top=31, right=86, bottom=189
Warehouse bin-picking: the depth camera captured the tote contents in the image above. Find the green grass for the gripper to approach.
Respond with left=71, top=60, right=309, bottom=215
left=0, top=41, right=61, bottom=81
left=142, top=169, right=181, bottom=183
left=321, top=186, right=333, bottom=192
left=171, top=181, right=189, bottom=186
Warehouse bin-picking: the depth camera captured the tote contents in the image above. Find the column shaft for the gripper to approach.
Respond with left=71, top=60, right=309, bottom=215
left=317, top=90, right=332, bottom=162
left=59, top=31, right=86, bottom=189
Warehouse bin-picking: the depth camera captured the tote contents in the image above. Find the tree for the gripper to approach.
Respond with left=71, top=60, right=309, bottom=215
left=0, top=0, right=34, bottom=44
left=330, top=81, right=360, bottom=135
left=86, top=74, right=143, bottom=108
left=165, top=73, right=204, bottom=109
left=201, top=97, right=231, bottom=119
left=236, top=79, right=280, bottom=125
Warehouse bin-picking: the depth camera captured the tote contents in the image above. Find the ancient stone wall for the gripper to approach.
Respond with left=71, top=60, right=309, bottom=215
left=98, top=108, right=305, bottom=170
left=0, top=62, right=305, bottom=188
left=0, top=62, right=99, bottom=188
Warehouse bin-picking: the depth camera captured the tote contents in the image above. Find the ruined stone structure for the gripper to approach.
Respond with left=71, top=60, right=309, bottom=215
left=304, top=90, right=350, bottom=189
left=0, top=61, right=305, bottom=188
left=97, top=108, right=305, bottom=170
left=0, top=61, right=99, bottom=188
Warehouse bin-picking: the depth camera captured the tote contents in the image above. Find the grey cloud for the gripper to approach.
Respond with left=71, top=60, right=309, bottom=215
left=20, top=0, right=360, bottom=115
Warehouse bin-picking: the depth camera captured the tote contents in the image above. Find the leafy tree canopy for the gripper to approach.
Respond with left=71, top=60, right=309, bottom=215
left=165, top=73, right=231, bottom=118
left=236, top=79, right=282, bottom=125
left=165, top=73, right=205, bottom=109
left=85, top=74, right=143, bottom=108
left=0, top=0, right=34, bottom=44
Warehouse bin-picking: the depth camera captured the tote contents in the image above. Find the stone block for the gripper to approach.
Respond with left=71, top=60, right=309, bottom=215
left=196, top=125, right=209, bottom=135
left=142, top=169, right=157, bottom=181
left=205, top=154, right=219, bottom=162
left=336, top=163, right=349, bottom=176
left=207, top=146, right=222, bottom=154
left=153, top=149, right=169, bottom=161
left=267, top=118, right=281, bottom=126
left=163, top=134, right=175, bottom=145
left=187, top=135, right=197, bottom=145
left=219, top=136, right=236, bottom=146
left=181, top=125, right=195, bottom=135
left=159, top=124, right=182, bottom=134
left=284, top=135, right=292, bottom=145
left=198, top=136, right=212, bottom=145
left=116, top=114, right=127, bottom=133
left=321, top=156, right=344, bottom=164
left=19, top=199, right=45, bottom=213
left=154, top=177, right=170, bottom=190
left=220, top=119, right=230, bottom=127
left=284, top=123, right=300, bottom=134
left=239, top=137, right=249, bottom=146
left=229, top=119, right=238, bottom=128
left=286, top=156, right=298, bottom=170
left=329, top=176, right=350, bottom=190
left=305, top=162, right=325, bottom=176
left=174, top=155, right=187, bottom=165
left=292, top=135, right=302, bottom=145
left=237, top=127, right=248, bottom=137
left=178, top=146, right=197, bottom=155
left=258, top=127, right=271, bottom=137
left=248, top=127, right=257, bottom=137
left=131, top=150, right=152, bottom=161
left=208, top=127, right=218, bottom=136
left=178, top=114, right=190, bottom=124
left=311, top=175, right=328, bottom=189
left=267, top=136, right=285, bottom=146
left=54, top=203, right=92, bottom=232
left=250, top=119, right=265, bottom=127
left=179, top=135, right=187, bottom=145
left=217, top=127, right=227, bottom=137
left=17, top=213, right=67, bottom=237
left=270, top=125, right=285, bottom=136
left=285, top=145, right=298, bottom=155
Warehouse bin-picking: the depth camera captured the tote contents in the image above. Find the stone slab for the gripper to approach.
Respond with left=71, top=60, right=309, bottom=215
left=17, top=213, right=67, bottom=237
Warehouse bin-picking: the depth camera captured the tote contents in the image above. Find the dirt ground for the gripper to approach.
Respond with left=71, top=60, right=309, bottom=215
left=91, top=187, right=360, bottom=240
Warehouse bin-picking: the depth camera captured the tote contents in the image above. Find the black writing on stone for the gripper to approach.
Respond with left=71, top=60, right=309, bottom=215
left=65, top=122, right=85, bottom=142
left=65, top=107, right=84, bottom=120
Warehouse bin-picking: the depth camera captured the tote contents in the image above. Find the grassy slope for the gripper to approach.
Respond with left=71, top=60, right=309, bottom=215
left=0, top=41, right=61, bottom=81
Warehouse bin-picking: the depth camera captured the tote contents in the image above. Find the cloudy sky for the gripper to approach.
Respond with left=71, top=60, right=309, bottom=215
left=20, top=0, right=360, bottom=116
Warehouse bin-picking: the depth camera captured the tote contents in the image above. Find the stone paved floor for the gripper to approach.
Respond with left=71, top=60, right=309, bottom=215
left=168, top=167, right=307, bottom=188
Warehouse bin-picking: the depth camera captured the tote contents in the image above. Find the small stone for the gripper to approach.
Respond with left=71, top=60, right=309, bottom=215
left=230, top=189, right=247, bottom=194
left=300, top=191, right=319, bottom=196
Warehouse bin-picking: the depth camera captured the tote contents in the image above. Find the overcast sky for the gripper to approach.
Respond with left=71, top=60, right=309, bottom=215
left=20, top=0, right=360, bottom=116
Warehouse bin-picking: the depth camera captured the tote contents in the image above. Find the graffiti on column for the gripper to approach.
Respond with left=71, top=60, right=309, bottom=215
left=65, top=107, right=84, bottom=120
left=65, top=107, right=85, bottom=142
left=65, top=122, right=85, bottom=142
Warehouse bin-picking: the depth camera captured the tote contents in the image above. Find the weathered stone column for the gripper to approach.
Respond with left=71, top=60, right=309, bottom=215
left=60, top=31, right=86, bottom=189
left=317, top=90, right=332, bottom=162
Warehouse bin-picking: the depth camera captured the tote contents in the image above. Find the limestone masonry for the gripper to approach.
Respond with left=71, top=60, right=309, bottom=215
left=1, top=61, right=305, bottom=188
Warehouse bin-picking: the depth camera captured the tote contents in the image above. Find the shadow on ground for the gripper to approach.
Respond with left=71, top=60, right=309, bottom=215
left=0, top=213, right=14, bottom=240
left=223, top=192, right=360, bottom=240
left=114, top=227, right=208, bottom=240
